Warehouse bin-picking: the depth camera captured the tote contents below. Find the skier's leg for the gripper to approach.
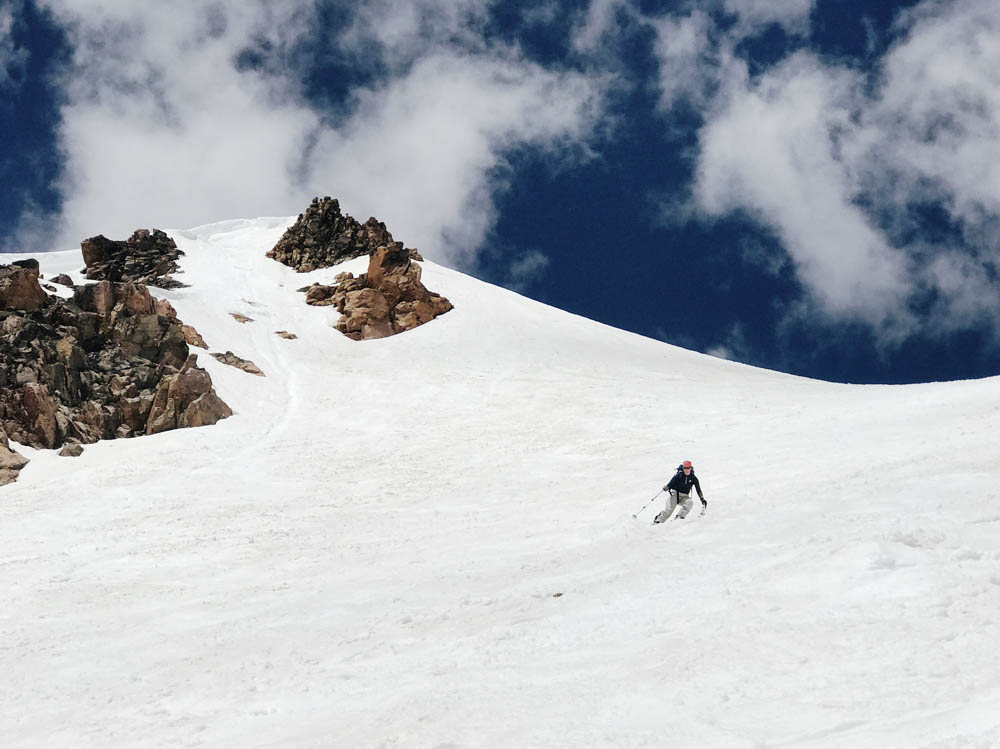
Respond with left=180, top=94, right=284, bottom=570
left=675, top=493, right=694, bottom=519
left=654, top=490, right=678, bottom=523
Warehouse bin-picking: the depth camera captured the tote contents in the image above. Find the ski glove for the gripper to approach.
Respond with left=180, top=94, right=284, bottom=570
left=700, top=497, right=708, bottom=507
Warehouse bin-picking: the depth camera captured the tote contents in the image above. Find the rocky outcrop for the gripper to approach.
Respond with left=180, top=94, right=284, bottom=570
left=267, top=196, right=421, bottom=272
left=0, top=260, right=231, bottom=470
left=303, top=244, right=453, bottom=340
left=0, top=427, right=29, bottom=486
left=81, top=229, right=186, bottom=288
left=210, top=351, right=265, bottom=377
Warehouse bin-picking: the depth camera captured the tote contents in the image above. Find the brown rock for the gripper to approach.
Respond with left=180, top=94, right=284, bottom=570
left=275, top=330, right=298, bottom=339
left=394, top=300, right=438, bottom=331
left=119, top=392, right=155, bottom=433
left=120, top=283, right=157, bottom=316
left=178, top=391, right=233, bottom=428
left=81, top=280, right=116, bottom=319
left=210, top=351, right=265, bottom=377
left=307, top=243, right=452, bottom=340
left=58, top=442, right=84, bottom=457
left=304, top=285, right=336, bottom=305
left=21, top=383, right=59, bottom=449
left=51, top=274, right=75, bottom=287
left=0, top=264, right=47, bottom=311
left=146, top=355, right=232, bottom=435
left=361, top=319, right=395, bottom=339
left=0, top=427, right=29, bottom=486
left=230, top=313, right=254, bottom=324
left=181, top=324, right=208, bottom=349
left=12, top=258, right=40, bottom=276
left=154, top=298, right=177, bottom=318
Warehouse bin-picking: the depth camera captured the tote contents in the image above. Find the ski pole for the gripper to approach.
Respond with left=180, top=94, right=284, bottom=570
left=632, top=490, right=663, bottom=518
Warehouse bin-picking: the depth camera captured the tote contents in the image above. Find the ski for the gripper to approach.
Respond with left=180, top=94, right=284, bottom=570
left=650, top=507, right=706, bottom=525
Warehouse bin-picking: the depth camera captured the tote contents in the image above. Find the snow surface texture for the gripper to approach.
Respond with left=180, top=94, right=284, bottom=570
left=3, top=218, right=1000, bottom=748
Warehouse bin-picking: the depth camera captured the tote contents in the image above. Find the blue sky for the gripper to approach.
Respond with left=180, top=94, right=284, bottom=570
left=2, top=0, right=999, bottom=384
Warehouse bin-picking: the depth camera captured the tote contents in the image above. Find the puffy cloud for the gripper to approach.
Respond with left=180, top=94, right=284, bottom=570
left=571, top=0, right=629, bottom=54
left=721, top=0, right=814, bottom=36
left=852, top=0, right=1000, bottom=248
left=0, top=0, right=28, bottom=93
left=337, top=0, right=492, bottom=67
left=27, top=1, right=605, bottom=264
left=648, top=0, right=1000, bottom=342
left=504, top=250, right=552, bottom=293
left=308, top=51, right=602, bottom=265
left=648, top=11, right=719, bottom=111
left=38, top=1, right=320, bottom=246
left=695, top=53, right=911, bottom=325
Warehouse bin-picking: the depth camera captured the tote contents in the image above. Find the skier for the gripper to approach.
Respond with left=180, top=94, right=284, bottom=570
left=653, top=460, right=706, bottom=523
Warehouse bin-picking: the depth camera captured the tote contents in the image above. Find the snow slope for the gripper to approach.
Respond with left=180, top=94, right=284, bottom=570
left=2, top=217, right=1000, bottom=748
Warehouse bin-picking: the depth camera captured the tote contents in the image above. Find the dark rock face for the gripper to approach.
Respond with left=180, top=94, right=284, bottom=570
left=0, top=260, right=231, bottom=468
left=267, top=196, right=422, bottom=272
left=303, top=244, right=453, bottom=340
left=81, top=229, right=186, bottom=288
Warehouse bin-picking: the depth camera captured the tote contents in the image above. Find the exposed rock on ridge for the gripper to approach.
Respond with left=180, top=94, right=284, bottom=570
left=267, top=196, right=420, bottom=272
left=81, top=228, right=187, bottom=288
left=1, top=257, right=231, bottom=484
left=303, top=244, right=453, bottom=340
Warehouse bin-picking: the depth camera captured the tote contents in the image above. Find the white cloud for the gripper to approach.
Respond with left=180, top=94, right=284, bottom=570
left=649, top=0, right=1000, bottom=343
left=695, top=53, right=911, bottom=326
left=307, top=51, right=603, bottom=265
left=571, top=0, right=629, bottom=54
left=648, top=11, right=718, bottom=111
left=0, top=0, right=28, bottom=92
left=722, top=0, right=814, bottom=36
left=706, top=322, right=751, bottom=362
left=852, top=0, right=1000, bottom=249
left=337, top=0, right=492, bottom=70
left=27, top=1, right=605, bottom=266
left=505, top=250, right=551, bottom=292
left=38, top=1, right=320, bottom=247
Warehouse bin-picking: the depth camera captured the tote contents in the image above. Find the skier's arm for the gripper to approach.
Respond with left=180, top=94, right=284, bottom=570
left=692, top=475, right=705, bottom=500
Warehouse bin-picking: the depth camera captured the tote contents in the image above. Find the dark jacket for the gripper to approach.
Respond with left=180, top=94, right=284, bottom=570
left=666, top=471, right=703, bottom=499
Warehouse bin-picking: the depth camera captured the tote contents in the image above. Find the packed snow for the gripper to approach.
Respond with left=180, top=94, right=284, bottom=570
left=3, top=217, right=1000, bottom=748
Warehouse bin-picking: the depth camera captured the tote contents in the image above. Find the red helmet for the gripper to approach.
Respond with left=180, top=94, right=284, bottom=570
left=681, top=460, right=693, bottom=468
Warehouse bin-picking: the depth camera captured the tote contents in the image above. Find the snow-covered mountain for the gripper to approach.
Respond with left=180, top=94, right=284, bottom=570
left=3, top=217, right=999, bottom=748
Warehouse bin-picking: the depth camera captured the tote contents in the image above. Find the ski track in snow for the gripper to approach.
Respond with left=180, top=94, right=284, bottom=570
left=3, top=218, right=1000, bottom=748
